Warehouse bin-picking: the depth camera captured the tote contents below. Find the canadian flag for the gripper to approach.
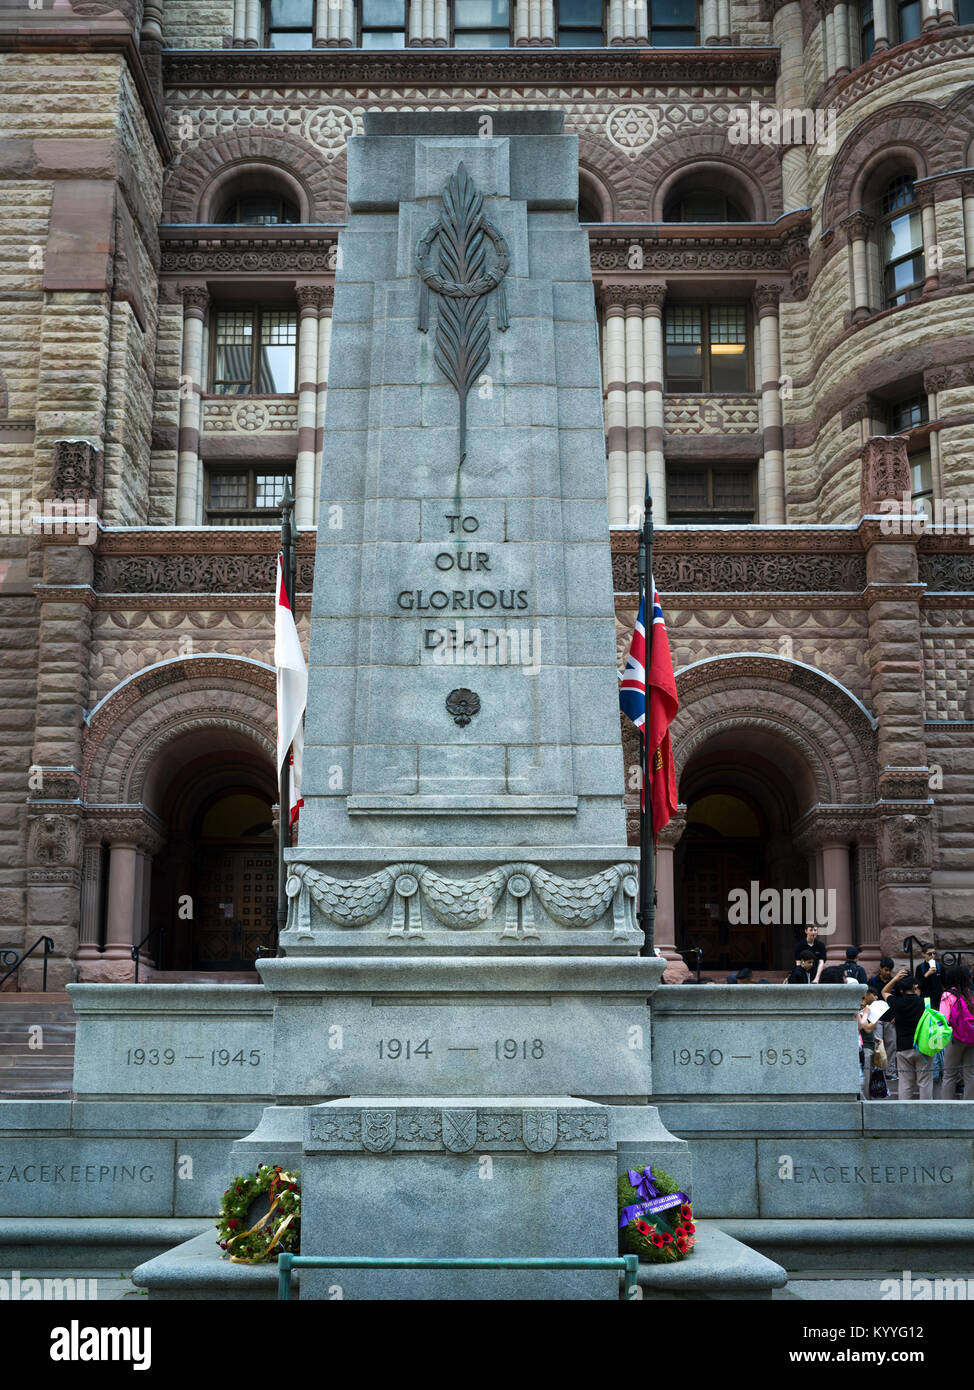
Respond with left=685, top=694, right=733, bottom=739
left=275, top=554, right=307, bottom=827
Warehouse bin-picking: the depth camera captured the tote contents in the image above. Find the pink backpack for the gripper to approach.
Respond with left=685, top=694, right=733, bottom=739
left=943, top=991, right=974, bottom=1045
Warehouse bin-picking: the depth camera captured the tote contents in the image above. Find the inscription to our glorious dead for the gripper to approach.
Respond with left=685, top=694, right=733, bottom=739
left=396, top=513, right=534, bottom=636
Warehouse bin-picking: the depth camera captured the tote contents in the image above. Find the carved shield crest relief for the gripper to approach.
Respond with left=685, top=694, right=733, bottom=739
left=522, top=1110, right=557, bottom=1153
left=361, top=1109, right=396, bottom=1153
left=441, top=1109, right=477, bottom=1153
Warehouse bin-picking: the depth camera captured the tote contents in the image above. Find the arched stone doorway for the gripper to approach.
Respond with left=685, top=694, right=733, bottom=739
left=80, top=656, right=277, bottom=980
left=148, top=733, right=277, bottom=971
left=650, top=654, right=880, bottom=978
left=676, top=732, right=816, bottom=970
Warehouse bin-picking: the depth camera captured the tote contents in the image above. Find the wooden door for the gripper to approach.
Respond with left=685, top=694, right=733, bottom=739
left=193, top=845, right=276, bottom=969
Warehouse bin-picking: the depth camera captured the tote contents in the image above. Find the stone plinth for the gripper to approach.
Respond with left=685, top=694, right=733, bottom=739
left=299, top=1096, right=619, bottom=1300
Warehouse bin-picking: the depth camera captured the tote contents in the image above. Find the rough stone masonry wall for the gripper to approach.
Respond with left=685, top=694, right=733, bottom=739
left=163, top=0, right=235, bottom=49
left=0, top=47, right=163, bottom=969
left=783, top=45, right=974, bottom=523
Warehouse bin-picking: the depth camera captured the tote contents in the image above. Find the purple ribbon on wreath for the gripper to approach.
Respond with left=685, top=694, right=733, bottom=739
left=619, top=1168, right=689, bottom=1229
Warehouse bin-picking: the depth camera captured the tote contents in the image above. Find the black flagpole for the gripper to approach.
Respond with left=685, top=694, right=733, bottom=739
left=637, top=476, right=655, bottom=956
left=276, top=478, right=296, bottom=951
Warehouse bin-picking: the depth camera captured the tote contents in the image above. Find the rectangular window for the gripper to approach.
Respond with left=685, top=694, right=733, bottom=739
left=860, top=0, right=874, bottom=58
left=267, top=0, right=314, bottom=46
left=666, top=464, right=757, bottom=524
left=650, top=0, right=697, bottom=45
left=557, top=0, right=604, bottom=45
left=897, top=0, right=922, bottom=40
left=212, top=307, right=297, bottom=395
left=887, top=394, right=929, bottom=433
left=453, top=0, right=511, bottom=45
left=361, top=0, right=407, bottom=46
left=205, top=467, right=295, bottom=525
left=883, top=209, right=924, bottom=307
left=665, top=303, right=749, bottom=392
left=909, top=449, right=933, bottom=518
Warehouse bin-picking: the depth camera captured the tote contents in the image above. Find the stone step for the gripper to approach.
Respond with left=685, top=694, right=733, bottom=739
left=0, top=1218, right=210, bottom=1270
left=0, top=993, right=77, bottom=1095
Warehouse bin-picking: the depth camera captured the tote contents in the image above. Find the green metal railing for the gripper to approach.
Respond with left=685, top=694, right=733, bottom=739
left=277, top=1253, right=639, bottom=1300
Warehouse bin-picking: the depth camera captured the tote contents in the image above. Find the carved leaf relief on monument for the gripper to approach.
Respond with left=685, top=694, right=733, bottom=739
left=417, top=163, right=510, bottom=467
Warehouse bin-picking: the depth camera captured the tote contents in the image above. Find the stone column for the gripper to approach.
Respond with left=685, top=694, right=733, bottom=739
left=833, top=0, right=851, bottom=73
left=607, top=0, right=625, bottom=41
left=315, top=288, right=334, bottom=515
left=624, top=0, right=649, bottom=42
left=755, top=284, right=785, bottom=525
left=918, top=190, right=939, bottom=293
left=104, top=840, right=139, bottom=962
left=315, top=0, right=356, bottom=44
left=962, top=181, right=974, bottom=279
left=244, top=0, right=261, bottom=45
left=176, top=287, right=208, bottom=527
left=821, top=0, right=836, bottom=79
left=716, top=0, right=731, bottom=39
left=233, top=0, right=246, bottom=45
left=77, top=841, right=103, bottom=962
left=872, top=0, right=890, bottom=47
left=774, top=0, right=808, bottom=210
left=655, top=808, right=689, bottom=980
left=701, top=0, right=719, bottom=42
left=600, top=288, right=629, bottom=527
left=514, top=0, right=555, bottom=42
left=141, top=0, right=164, bottom=42
left=624, top=292, right=646, bottom=518
left=821, top=842, right=854, bottom=954
left=295, top=287, right=323, bottom=530
left=433, top=0, right=449, bottom=44
left=642, top=284, right=667, bottom=526
left=859, top=436, right=933, bottom=957
left=841, top=210, right=875, bottom=321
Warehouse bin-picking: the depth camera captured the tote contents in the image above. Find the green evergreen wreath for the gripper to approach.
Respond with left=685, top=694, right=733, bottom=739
left=215, top=1163, right=301, bottom=1264
left=617, top=1164, right=696, bottom=1264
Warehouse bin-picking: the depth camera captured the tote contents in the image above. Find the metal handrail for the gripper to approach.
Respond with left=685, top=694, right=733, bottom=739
left=0, top=936, right=55, bottom=992
left=900, top=939, right=922, bottom=973
left=276, top=1253, right=639, bottom=1301
left=680, top=950, right=703, bottom=984
left=940, top=950, right=974, bottom=971
left=131, top=926, right=165, bottom=983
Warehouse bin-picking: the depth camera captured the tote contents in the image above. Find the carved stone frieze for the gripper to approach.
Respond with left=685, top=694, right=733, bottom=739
left=283, top=860, right=639, bottom=945
left=94, top=553, right=315, bottom=594
left=163, top=49, right=780, bottom=88
left=918, top=554, right=974, bottom=591
left=307, top=1105, right=611, bottom=1152
left=612, top=550, right=867, bottom=594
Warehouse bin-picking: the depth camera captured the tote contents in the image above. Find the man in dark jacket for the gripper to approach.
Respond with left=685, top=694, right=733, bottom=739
left=843, top=946, right=868, bottom=985
left=797, top=924, right=827, bottom=982
left=786, top=951, right=817, bottom=984
left=914, top=945, right=944, bottom=1009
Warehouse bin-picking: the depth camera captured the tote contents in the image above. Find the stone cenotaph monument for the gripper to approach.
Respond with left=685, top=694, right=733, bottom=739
left=256, top=110, right=667, bottom=1299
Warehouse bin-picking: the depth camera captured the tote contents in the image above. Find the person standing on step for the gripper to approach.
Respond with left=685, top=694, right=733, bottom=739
left=940, top=965, right=974, bottom=1100
left=868, top=958, right=898, bottom=1082
left=786, top=950, right=817, bottom=984
left=798, top=923, right=827, bottom=983
left=881, top=970, right=933, bottom=1100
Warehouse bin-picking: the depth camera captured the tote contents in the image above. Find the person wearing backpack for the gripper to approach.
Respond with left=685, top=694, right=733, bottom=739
left=881, top=971, right=933, bottom=1100
left=940, top=965, right=974, bottom=1100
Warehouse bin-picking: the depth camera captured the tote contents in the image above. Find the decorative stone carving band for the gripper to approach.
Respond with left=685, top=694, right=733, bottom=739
left=284, top=861, right=639, bottom=941
left=307, top=1106, right=612, bottom=1153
